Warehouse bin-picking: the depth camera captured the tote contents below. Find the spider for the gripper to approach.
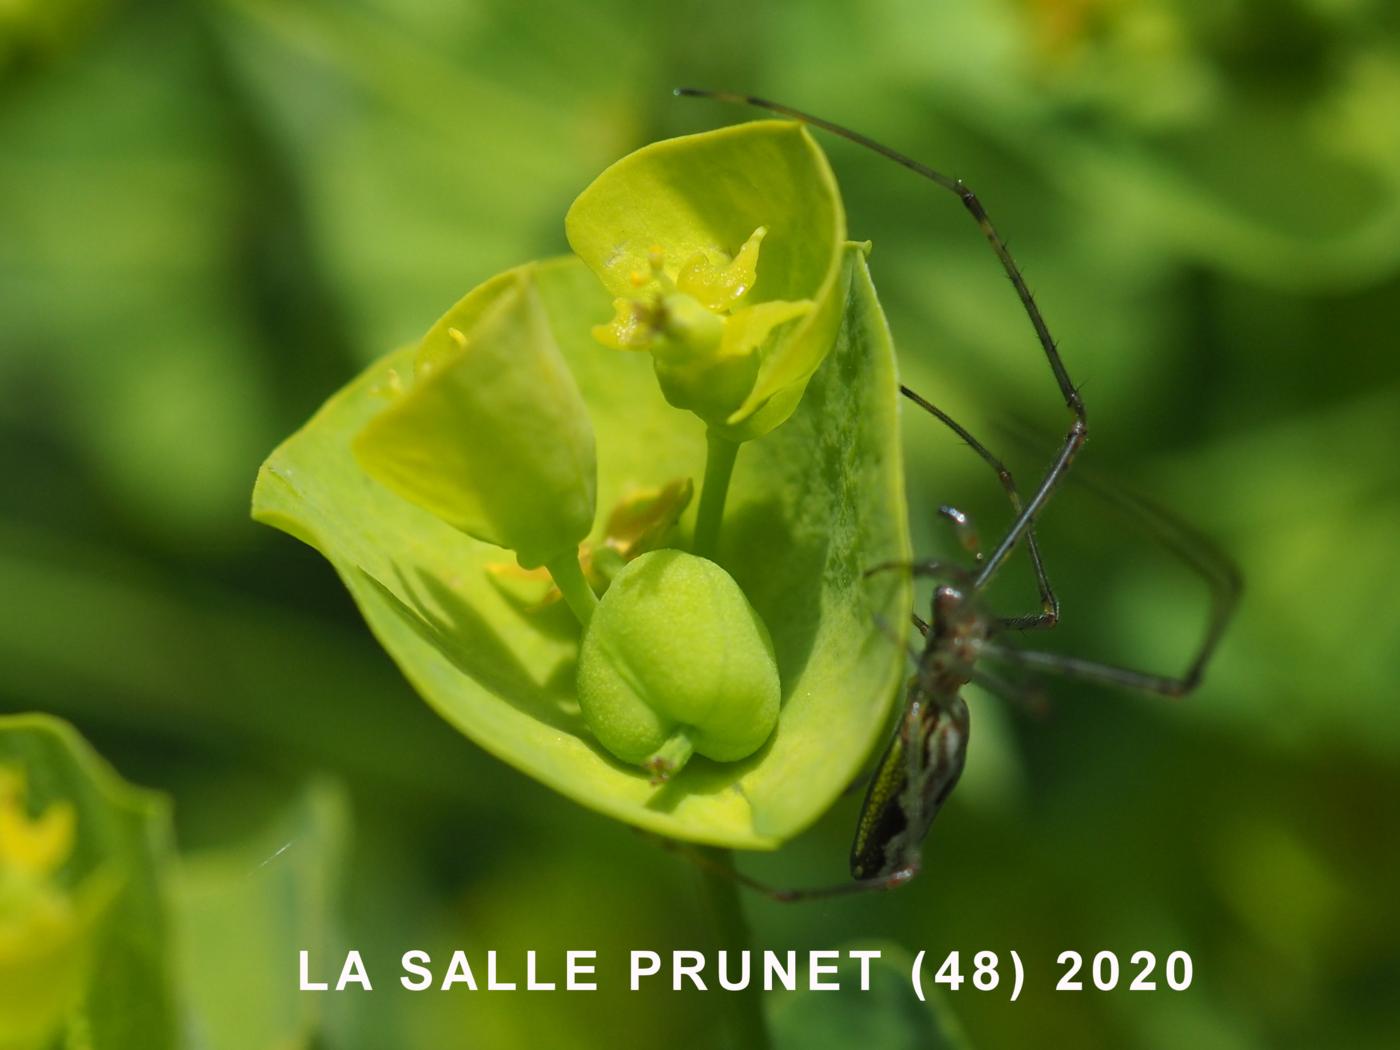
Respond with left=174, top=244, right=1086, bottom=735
left=673, top=88, right=1242, bottom=901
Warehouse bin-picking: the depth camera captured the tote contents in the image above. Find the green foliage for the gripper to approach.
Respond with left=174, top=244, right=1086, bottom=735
left=254, top=248, right=912, bottom=847
left=177, top=784, right=347, bottom=1050
left=0, top=714, right=179, bottom=1050
left=853, top=0, right=1400, bottom=287
left=0, top=716, right=346, bottom=1050
left=0, top=0, right=110, bottom=71
left=0, top=5, right=272, bottom=543
left=769, top=946, right=969, bottom=1050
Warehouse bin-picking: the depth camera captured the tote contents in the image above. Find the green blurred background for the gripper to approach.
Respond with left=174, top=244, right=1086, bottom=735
left=3, top=0, right=1398, bottom=1046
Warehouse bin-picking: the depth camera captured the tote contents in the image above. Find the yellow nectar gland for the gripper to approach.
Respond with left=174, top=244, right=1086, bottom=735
left=485, top=477, right=693, bottom=610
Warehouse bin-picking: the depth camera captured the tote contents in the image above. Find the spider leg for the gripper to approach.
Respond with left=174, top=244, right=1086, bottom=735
left=1072, top=469, right=1241, bottom=683
left=971, top=666, right=1050, bottom=718
left=863, top=558, right=976, bottom=586
left=675, top=89, right=1089, bottom=596
left=982, top=646, right=1200, bottom=697
left=865, top=559, right=970, bottom=639
left=984, top=580, right=1236, bottom=699
left=901, top=385, right=1059, bottom=629
left=985, top=469, right=1241, bottom=697
left=656, top=834, right=917, bottom=904
left=869, top=613, right=925, bottom=666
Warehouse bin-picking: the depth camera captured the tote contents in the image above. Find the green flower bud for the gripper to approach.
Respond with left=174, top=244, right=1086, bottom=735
left=577, top=550, right=780, bottom=780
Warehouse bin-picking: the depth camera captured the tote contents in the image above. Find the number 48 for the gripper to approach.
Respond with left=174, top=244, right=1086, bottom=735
left=934, top=951, right=1002, bottom=992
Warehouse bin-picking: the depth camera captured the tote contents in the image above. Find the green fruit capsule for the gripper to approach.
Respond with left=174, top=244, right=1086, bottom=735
left=576, top=549, right=780, bottom=781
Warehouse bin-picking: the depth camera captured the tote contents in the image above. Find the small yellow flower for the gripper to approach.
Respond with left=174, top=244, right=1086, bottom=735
left=0, top=764, right=110, bottom=1050
left=591, top=227, right=813, bottom=427
left=0, top=769, right=75, bottom=880
left=594, top=226, right=769, bottom=352
left=566, top=120, right=846, bottom=442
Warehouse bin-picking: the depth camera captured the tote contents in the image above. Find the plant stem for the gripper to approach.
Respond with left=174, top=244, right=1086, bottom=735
left=694, top=428, right=740, bottom=560
left=544, top=551, right=598, bottom=628
left=697, top=848, right=772, bottom=1050
left=644, top=727, right=695, bottom=782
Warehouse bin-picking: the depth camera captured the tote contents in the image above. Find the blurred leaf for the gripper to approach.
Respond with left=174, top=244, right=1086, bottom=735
left=177, top=782, right=348, bottom=1050
left=0, top=522, right=490, bottom=800
left=768, top=944, right=969, bottom=1050
left=860, top=0, right=1400, bottom=289
left=0, top=5, right=274, bottom=541
left=0, top=713, right=179, bottom=1049
left=209, top=0, right=660, bottom=359
left=0, top=0, right=112, bottom=72
left=254, top=250, right=911, bottom=847
left=2, top=1, right=1398, bottom=1047
left=1130, top=388, right=1400, bottom=754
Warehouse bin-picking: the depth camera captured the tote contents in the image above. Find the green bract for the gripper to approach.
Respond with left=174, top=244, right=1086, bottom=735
left=577, top=550, right=780, bottom=780
left=353, top=266, right=596, bottom=571
left=0, top=766, right=91, bottom=1050
left=0, top=715, right=345, bottom=1049
left=0, top=715, right=177, bottom=1050
left=254, top=246, right=911, bottom=848
left=566, top=120, right=846, bottom=441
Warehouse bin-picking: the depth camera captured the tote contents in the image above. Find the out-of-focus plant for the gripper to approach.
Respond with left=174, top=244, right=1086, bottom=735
left=0, top=714, right=176, bottom=1049
left=0, top=715, right=345, bottom=1050
left=0, top=0, right=110, bottom=72
left=255, top=121, right=912, bottom=842
left=0, top=765, right=96, bottom=1050
left=867, top=0, right=1400, bottom=287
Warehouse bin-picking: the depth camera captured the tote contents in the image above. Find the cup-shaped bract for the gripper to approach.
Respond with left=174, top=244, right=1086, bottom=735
left=253, top=249, right=912, bottom=849
left=566, top=120, right=846, bottom=441
left=353, top=267, right=596, bottom=570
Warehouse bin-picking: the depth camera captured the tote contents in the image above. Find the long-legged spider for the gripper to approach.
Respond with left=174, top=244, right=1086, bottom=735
left=673, top=89, right=1241, bottom=901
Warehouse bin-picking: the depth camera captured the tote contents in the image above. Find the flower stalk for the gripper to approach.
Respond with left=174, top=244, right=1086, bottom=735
left=693, top=429, right=740, bottom=560
left=543, top=551, right=598, bottom=628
